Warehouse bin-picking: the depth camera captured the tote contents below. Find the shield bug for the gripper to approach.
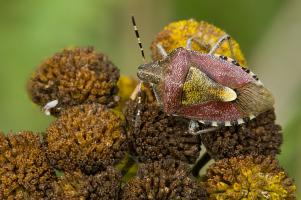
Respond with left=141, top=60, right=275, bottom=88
left=131, top=17, right=274, bottom=133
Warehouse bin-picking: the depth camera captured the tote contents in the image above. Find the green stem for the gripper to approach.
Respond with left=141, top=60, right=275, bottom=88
left=120, top=156, right=136, bottom=176
left=192, top=152, right=211, bottom=177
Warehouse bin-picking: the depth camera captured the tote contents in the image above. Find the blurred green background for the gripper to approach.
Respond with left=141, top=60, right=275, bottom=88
left=0, top=0, right=300, bottom=197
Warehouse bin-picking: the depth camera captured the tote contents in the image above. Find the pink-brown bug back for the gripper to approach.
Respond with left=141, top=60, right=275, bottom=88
left=156, top=47, right=274, bottom=126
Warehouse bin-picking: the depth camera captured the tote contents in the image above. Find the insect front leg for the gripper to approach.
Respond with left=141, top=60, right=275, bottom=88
left=209, top=34, right=235, bottom=60
left=188, top=120, right=218, bottom=135
left=186, top=37, right=211, bottom=51
left=129, top=82, right=145, bottom=131
left=156, top=43, right=168, bottom=58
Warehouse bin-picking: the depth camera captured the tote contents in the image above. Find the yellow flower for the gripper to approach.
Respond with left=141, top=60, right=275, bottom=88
left=151, top=19, right=247, bottom=66
left=116, top=75, right=138, bottom=111
left=202, top=155, right=296, bottom=200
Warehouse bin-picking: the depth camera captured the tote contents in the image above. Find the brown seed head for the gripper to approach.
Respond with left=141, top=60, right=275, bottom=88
left=201, top=109, right=283, bottom=160
left=45, top=103, right=127, bottom=174
left=124, top=87, right=201, bottom=164
left=27, top=47, right=119, bottom=115
left=120, top=159, right=207, bottom=200
left=51, top=166, right=121, bottom=200
left=0, top=131, right=56, bottom=200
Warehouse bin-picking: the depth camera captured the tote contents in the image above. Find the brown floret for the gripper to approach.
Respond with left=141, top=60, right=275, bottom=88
left=200, top=109, right=282, bottom=160
left=202, top=155, right=296, bottom=199
left=27, top=47, right=119, bottom=115
left=124, top=88, right=201, bottom=164
left=120, top=159, right=207, bottom=200
left=45, top=103, right=127, bottom=174
left=0, top=131, right=56, bottom=200
left=51, top=166, right=121, bottom=200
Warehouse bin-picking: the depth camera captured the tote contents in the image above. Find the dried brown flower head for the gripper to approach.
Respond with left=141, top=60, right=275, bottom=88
left=27, top=47, right=119, bottom=115
left=201, top=109, right=282, bottom=160
left=51, top=166, right=121, bottom=200
left=0, top=131, right=56, bottom=200
left=45, top=103, right=127, bottom=174
left=202, top=155, right=296, bottom=200
left=124, top=88, right=201, bottom=164
left=120, top=159, right=207, bottom=200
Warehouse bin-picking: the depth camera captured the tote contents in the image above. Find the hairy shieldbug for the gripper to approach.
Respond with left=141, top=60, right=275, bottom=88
left=131, top=17, right=274, bottom=133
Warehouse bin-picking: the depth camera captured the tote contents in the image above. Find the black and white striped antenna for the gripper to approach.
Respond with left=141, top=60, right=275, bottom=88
left=131, top=16, right=146, bottom=63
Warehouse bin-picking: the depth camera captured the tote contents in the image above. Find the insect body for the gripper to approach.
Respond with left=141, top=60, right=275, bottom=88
left=131, top=17, right=274, bottom=128
left=137, top=47, right=274, bottom=126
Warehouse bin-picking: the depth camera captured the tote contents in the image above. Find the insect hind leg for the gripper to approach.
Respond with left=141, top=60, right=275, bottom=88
left=188, top=120, right=218, bottom=135
left=186, top=37, right=211, bottom=52
left=209, top=34, right=235, bottom=60
left=156, top=43, right=168, bottom=58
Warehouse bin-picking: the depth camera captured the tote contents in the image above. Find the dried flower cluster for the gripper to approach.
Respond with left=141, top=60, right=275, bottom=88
left=0, top=131, right=55, bottom=199
left=201, top=109, right=283, bottom=159
left=0, top=19, right=296, bottom=200
left=125, top=88, right=201, bottom=164
left=120, top=159, right=207, bottom=199
left=45, top=103, right=127, bottom=174
left=51, top=167, right=121, bottom=200
left=27, top=47, right=119, bottom=115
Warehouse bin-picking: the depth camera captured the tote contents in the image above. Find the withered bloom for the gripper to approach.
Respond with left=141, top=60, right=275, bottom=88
left=201, top=109, right=282, bottom=160
left=0, top=131, right=56, bottom=200
left=202, top=155, right=296, bottom=199
left=120, top=159, right=207, bottom=200
left=45, top=103, right=127, bottom=174
left=151, top=19, right=246, bottom=66
left=27, top=47, right=119, bottom=115
left=124, top=88, right=201, bottom=164
left=51, top=166, right=121, bottom=200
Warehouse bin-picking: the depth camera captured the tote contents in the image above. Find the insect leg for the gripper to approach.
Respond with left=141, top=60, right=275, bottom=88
left=209, top=34, right=235, bottom=60
left=129, top=82, right=143, bottom=121
left=130, top=82, right=142, bottom=100
left=186, top=37, right=211, bottom=52
left=132, top=83, right=144, bottom=131
left=43, top=99, right=58, bottom=115
left=150, top=83, right=163, bottom=107
left=156, top=43, right=168, bottom=58
left=188, top=120, right=199, bottom=135
left=188, top=120, right=218, bottom=135
left=186, top=37, right=193, bottom=50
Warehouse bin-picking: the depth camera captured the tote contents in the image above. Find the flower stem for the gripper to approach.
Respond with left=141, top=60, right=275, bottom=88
left=120, top=155, right=136, bottom=176
left=192, top=152, right=211, bottom=177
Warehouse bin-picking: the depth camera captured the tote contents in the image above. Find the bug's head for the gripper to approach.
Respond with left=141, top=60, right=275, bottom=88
left=137, top=61, right=163, bottom=84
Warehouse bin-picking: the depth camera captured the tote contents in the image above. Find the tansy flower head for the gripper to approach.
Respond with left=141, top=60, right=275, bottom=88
left=201, top=109, right=282, bottom=160
left=45, top=103, right=127, bottom=174
left=124, top=86, right=201, bottom=164
left=51, top=167, right=121, bottom=200
left=0, top=131, right=56, bottom=199
left=120, top=159, right=207, bottom=200
left=27, top=47, right=119, bottom=116
left=202, top=155, right=296, bottom=200
left=151, top=19, right=246, bottom=66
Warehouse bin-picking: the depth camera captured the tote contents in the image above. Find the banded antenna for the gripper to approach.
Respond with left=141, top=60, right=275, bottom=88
left=131, top=16, right=146, bottom=63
